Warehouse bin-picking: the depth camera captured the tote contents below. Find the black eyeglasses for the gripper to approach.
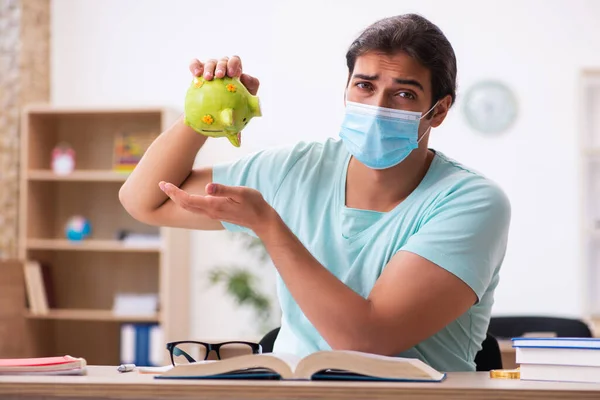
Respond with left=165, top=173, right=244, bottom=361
left=166, top=340, right=262, bottom=365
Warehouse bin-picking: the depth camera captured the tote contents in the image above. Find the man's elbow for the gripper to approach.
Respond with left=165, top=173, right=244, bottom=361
left=118, top=184, right=155, bottom=224
left=330, top=340, right=406, bottom=357
left=329, top=339, right=393, bottom=356
left=326, top=328, right=395, bottom=356
left=326, top=324, right=409, bottom=356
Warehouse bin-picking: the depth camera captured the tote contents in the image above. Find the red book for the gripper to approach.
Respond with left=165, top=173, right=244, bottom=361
left=0, top=355, right=86, bottom=375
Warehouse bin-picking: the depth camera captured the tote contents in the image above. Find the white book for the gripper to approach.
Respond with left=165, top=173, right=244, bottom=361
left=516, top=346, right=600, bottom=367
left=120, top=324, right=135, bottom=364
left=520, top=363, right=600, bottom=384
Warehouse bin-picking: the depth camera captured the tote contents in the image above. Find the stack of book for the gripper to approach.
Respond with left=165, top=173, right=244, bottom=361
left=513, top=337, right=600, bottom=383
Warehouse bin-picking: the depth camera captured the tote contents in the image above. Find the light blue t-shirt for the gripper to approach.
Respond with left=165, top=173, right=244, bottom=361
left=212, top=138, right=511, bottom=372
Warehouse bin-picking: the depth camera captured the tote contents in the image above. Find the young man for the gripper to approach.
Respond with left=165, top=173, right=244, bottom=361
left=119, top=14, right=511, bottom=372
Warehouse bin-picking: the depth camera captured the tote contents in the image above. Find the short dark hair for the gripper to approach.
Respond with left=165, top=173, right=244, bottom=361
left=345, top=14, right=457, bottom=108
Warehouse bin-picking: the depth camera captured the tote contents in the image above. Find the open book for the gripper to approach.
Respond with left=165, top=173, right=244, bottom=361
left=156, top=350, right=445, bottom=382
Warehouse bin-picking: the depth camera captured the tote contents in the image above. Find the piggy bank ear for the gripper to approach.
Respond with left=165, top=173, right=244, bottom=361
left=249, top=96, right=262, bottom=117
left=220, top=108, right=234, bottom=127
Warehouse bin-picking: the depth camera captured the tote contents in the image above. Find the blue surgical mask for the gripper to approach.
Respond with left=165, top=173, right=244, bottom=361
left=339, top=101, right=437, bottom=169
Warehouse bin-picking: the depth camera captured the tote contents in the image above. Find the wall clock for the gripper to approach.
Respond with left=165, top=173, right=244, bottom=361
left=462, top=80, right=518, bottom=135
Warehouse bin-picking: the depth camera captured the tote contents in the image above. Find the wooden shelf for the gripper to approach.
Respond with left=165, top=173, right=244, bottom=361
left=26, top=239, right=161, bottom=252
left=28, top=170, right=129, bottom=182
left=25, top=309, right=160, bottom=322
left=19, top=105, right=190, bottom=366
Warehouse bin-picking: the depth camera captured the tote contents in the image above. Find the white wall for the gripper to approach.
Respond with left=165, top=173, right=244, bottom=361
left=51, top=0, right=600, bottom=338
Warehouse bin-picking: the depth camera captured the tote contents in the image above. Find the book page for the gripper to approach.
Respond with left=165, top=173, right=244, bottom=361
left=158, top=353, right=300, bottom=379
left=266, top=353, right=302, bottom=373
left=295, top=350, right=444, bottom=381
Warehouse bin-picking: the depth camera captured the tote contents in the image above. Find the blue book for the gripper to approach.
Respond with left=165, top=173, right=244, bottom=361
left=511, top=337, right=600, bottom=350
left=512, top=337, right=600, bottom=370
left=120, top=323, right=163, bottom=367
left=154, top=350, right=446, bottom=382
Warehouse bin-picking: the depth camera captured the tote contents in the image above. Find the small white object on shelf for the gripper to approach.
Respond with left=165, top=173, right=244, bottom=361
left=51, top=142, right=75, bottom=175
left=113, top=293, right=158, bottom=317
left=122, top=233, right=162, bottom=248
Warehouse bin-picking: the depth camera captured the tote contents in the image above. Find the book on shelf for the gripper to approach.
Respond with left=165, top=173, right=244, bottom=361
left=513, top=337, right=600, bottom=383
left=22, top=260, right=52, bottom=315
left=120, top=323, right=163, bottom=367
left=0, top=356, right=86, bottom=376
left=156, top=350, right=446, bottom=382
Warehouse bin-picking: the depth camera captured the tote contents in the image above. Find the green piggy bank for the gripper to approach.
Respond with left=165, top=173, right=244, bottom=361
left=183, top=76, right=261, bottom=147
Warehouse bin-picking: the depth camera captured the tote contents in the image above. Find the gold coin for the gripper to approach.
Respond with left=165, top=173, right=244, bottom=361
left=489, top=368, right=520, bottom=379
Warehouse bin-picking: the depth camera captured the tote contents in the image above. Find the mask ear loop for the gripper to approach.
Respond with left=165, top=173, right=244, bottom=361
left=419, top=100, right=440, bottom=120
left=417, top=100, right=440, bottom=143
left=417, top=126, right=432, bottom=144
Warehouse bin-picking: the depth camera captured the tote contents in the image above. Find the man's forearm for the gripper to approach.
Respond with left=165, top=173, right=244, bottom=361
left=119, top=115, right=206, bottom=214
left=256, top=213, right=378, bottom=352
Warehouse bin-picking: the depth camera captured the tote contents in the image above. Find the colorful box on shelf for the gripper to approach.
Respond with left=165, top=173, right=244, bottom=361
left=113, top=132, right=158, bottom=173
